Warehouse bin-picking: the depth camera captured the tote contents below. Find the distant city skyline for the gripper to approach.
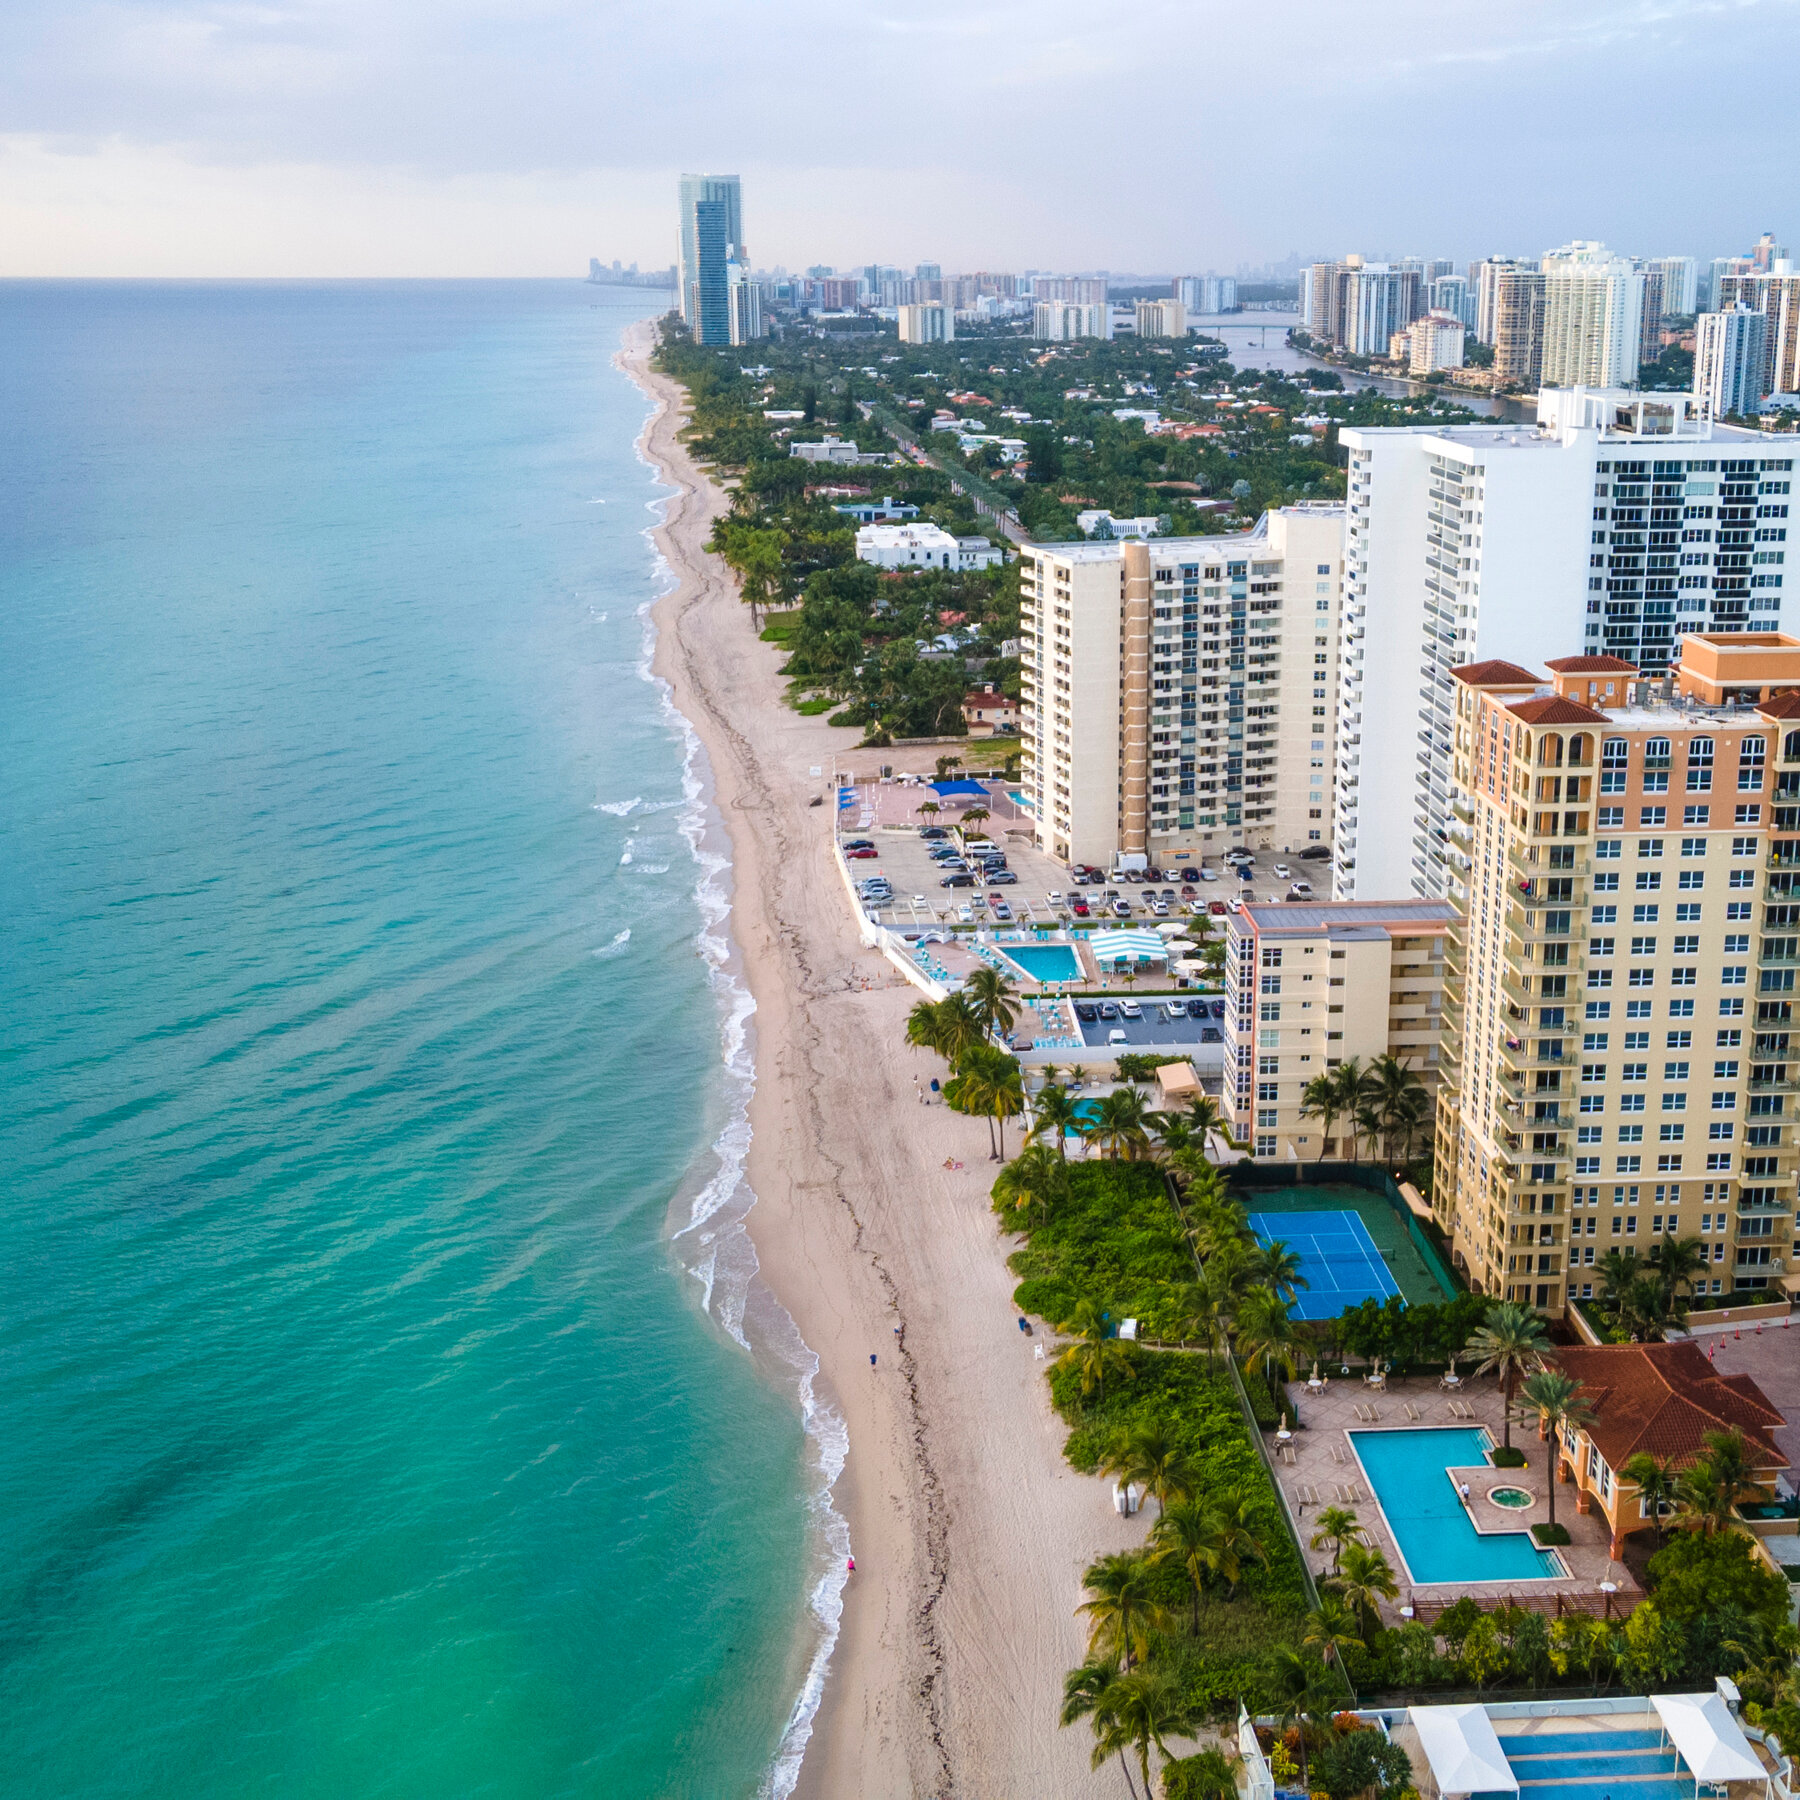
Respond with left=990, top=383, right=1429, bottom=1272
left=4, top=0, right=1799, bottom=276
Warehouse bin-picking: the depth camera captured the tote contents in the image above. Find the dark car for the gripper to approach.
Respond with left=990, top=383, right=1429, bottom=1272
left=1145, top=867, right=1164, bottom=882
left=940, top=873, right=975, bottom=888
left=920, top=826, right=949, bottom=839
left=1074, top=1002, right=1098, bottom=1022
left=986, top=870, right=1018, bottom=885
left=1299, top=845, right=1331, bottom=860
left=1238, top=867, right=1254, bottom=883
left=1201, top=1027, right=1222, bottom=1043
left=842, top=838, right=874, bottom=850
left=1179, top=867, right=1201, bottom=882
left=1208, top=1000, right=1226, bottom=1019
left=1179, top=884, right=1196, bottom=897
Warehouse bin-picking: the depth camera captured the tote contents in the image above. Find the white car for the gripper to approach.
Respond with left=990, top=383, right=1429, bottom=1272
left=958, top=904, right=974, bottom=922
left=1046, top=890, right=1063, bottom=906
left=1108, top=1028, right=1129, bottom=1045
left=1120, top=1001, right=1142, bottom=1018
left=912, top=894, right=927, bottom=907
left=1272, top=863, right=1291, bottom=879
left=1289, top=880, right=1314, bottom=896
left=1199, top=869, right=1218, bottom=882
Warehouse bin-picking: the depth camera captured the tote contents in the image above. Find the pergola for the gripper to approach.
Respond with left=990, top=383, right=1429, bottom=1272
left=1652, top=1694, right=1771, bottom=1799
left=1410, top=1704, right=1519, bottom=1800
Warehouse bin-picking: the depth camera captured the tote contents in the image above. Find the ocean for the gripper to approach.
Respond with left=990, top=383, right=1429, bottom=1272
left=0, top=280, right=834, bottom=1797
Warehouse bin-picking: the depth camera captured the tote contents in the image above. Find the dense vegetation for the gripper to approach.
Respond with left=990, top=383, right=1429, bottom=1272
left=652, top=312, right=1480, bottom=746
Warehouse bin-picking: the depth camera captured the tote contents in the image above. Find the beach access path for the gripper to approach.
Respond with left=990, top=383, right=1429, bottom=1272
left=623, top=322, right=1142, bottom=1798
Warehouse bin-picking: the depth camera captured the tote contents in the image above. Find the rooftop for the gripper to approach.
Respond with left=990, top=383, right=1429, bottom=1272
left=1237, top=899, right=1455, bottom=935
left=1022, top=504, right=1344, bottom=564
left=1554, top=1340, right=1788, bottom=1474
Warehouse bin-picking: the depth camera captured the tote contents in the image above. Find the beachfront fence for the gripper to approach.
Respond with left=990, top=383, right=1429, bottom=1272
left=1239, top=1704, right=1276, bottom=1800
left=1223, top=1161, right=1465, bottom=1299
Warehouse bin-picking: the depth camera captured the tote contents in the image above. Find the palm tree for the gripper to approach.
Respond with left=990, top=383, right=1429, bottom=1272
left=1351, top=1099, right=1384, bottom=1167
left=1152, top=1498, right=1218, bottom=1631
left=965, top=964, right=1019, bottom=1041
left=1084, top=1086, right=1153, bottom=1161
left=1235, top=1288, right=1300, bottom=1395
left=905, top=997, right=945, bottom=1055
left=1596, top=1246, right=1641, bottom=1308
left=992, top=1143, right=1065, bottom=1228
left=1519, top=1368, right=1595, bottom=1533
left=1335, top=1539, right=1399, bottom=1641
left=1679, top=1427, right=1757, bottom=1535
left=1060, top=1659, right=1142, bottom=1800
left=1104, top=1420, right=1194, bottom=1517
left=1388, top=1085, right=1432, bottom=1167
left=1303, top=1594, right=1362, bottom=1670
left=1056, top=1297, right=1134, bottom=1402
left=1167, top=1277, right=1229, bottom=1367
left=986, top=1063, right=1026, bottom=1160
left=1076, top=1551, right=1174, bottom=1670
left=1622, top=1451, right=1681, bottom=1547
left=1029, top=1083, right=1083, bottom=1161
left=1617, top=1273, right=1690, bottom=1342
left=1092, top=1668, right=1191, bottom=1800
left=1646, top=1233, right=1708, bottom=1305
left=1194, top=1486, right=1267, bottom=1595
left=1181, top=1093, right=1226, bottom=1160
left=1465, top=1300, right=1550, bottom=1450
left=1266, top=1646, right=1334, bottom=1785
left=1297, top=1073, right=1343, bottom=1160
left=1331, top=1057, right=1368, bottom=1157
left=1172, top=1748, right=1242, bottom=1800
left=915, top=799, right=942, bottom=824
left=1308, top=1506, right=1364, bottom=1577
left=932, top=990, right=986, bottom=1065
left=1361, top=1054, right=1427, bottom=1159
left=1247, top=1238, right=1308, bottom=1305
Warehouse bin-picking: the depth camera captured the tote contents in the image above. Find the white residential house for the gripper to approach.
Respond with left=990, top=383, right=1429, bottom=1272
left=790, top=437, right=892, bottom=467
left=855, top=523, right=1002, bottom=571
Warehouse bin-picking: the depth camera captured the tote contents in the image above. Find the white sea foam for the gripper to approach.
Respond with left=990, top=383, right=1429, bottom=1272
left=623, top=371, right=849, bottom=1800
left=593, top=928, right=631, bottom=958
left=596, top=796, right=642, bottom=816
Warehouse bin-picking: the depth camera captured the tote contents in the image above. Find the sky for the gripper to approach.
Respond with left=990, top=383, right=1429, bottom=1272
left=3, top=0, right=1797, bottom=277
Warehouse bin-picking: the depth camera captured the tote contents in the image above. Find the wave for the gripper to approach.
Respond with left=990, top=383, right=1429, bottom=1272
left=623, top=358, right=848, bottom=1800
left=592, top=929, right=631, bottom=958
left=596, top=796, right=642, bottom=816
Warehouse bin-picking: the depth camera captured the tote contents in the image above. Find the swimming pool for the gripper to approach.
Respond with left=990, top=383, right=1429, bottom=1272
left=1349, top=1427, right=1563, bottom=1585
left=1001, top=943, right=1083, bottom=984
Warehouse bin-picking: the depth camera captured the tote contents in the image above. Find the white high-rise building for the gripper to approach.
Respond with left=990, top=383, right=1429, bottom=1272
left=1033, top=301, right=1111, bottom=341
left=1018, top=509, right=1343, bottom=868
left=1135, top=297, right=1186, bottom=338
left=1646, top=255, right=1699, bottom=315
left=1333, top=387, right=1792, bottom=904
left=1694, top=307, right=1769, bottom=417
left=1340, top=264, right=1422, bottom=357
left=897, top=302, right=954, bottom=343
left=1176, top=275, right=1238, bottom=314
left=1716, top=270, right=1800, bottom=399
left=1431, top=275, right=1476, bottom=330
left=1540, top=242, right=1645, bottom=388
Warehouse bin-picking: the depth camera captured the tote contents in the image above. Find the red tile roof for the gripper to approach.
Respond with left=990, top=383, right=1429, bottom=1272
left=1507, top=695, right=1611, bottom=725
left=1756, top=691, right=1800, bottom=721
left=1545, top=655, right=1638, bottom=674
left=1555, top=1340, right=1788, bottom=1473
left=1453, top=660, right=1540, bottom=686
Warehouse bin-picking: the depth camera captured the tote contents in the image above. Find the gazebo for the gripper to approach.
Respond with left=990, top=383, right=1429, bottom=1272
left=1651, top=1694, right=1772, bottom=1799
left=1410, top=1705, right=1519, bottom=1800
left=1086, top=928, right=1169, bottom=969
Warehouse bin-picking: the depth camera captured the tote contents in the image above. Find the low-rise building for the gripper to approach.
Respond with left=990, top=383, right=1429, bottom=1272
left=1549, top=1339, right=1788, bottom=1557
left=1076, top=510, right=1166, bottom=540
left=961, top=687, right=1019, bottom=737
left=1223, top=900, right=1454, bottom=1159
left=790, top=437, right=892, bottom=467
left=855, top=523, right=1001, bottom=571
left=832, top=496, right=918, bottom=524
left=1434, top=637, right=1800, bottom=1317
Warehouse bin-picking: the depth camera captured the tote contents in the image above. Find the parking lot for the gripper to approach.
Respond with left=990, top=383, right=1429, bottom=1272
left=838, top=778, right=1328, bottom=934
left=1072, top=996, right=1227, bottom=1051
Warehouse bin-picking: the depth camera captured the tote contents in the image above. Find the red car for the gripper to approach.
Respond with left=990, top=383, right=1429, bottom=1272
left=845, top=847, right=879, bottom=859
left=1071, top=898, right=1092, bottom=918
left=1208, top=900, right=1227, bottom=916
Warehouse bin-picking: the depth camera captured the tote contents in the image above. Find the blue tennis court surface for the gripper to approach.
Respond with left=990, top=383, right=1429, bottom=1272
left=1248, top=1208, right=1401, bottom=1319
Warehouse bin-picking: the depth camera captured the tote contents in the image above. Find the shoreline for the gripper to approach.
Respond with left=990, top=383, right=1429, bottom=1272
left=619, top=317, right=1139, bottom=1799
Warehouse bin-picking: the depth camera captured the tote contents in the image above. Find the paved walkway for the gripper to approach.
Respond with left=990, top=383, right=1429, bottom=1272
left=1272, top=1371, right=1641, bottom=1617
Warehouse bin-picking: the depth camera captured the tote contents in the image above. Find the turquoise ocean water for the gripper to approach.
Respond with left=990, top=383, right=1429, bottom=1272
left=0, top=281, right=838, bottom=1797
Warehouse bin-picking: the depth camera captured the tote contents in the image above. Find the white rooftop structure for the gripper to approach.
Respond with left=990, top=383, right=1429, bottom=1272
left=1410, top=1705, right=1518, bottom=1800
left=1651, top=1693, right=1770, bottom=1792
left=854, top=523, right=1001, bottom=572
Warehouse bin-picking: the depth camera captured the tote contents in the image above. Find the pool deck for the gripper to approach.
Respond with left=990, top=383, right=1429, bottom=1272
left=1272, top=1372, right=1643, bottom=1617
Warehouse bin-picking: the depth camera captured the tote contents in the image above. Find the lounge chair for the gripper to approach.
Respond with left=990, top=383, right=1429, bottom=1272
left=1404, top=1401, right=1421, bottom=1421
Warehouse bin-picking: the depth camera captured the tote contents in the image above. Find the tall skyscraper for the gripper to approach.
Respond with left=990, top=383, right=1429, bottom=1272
left=677, top=173, right=743, bottom=344
left=1647, top=256, right=1700, bottom=316
left=1472, top=257, right=1539, bottom=345
left=1431, top=274, right=1477, bottom=330
left=1339, top=264, right=1422, bottom=356
left=1716, top=270, right=1800, bottom=398
left=1541, top=242, right=1645, bottom=389
left=1492, top=268, right=1546, bottom=386
left=1332, top=388, right=1791, bottom=904
left=1694, top=307, right=1770, bottom=417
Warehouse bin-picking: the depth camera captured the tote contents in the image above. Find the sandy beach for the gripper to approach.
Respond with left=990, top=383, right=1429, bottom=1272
left=622, top=320, right=1142, bottom=1798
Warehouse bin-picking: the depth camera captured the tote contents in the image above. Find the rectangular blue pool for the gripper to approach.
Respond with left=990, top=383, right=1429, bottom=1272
left=1349, top=1427, right=1564, bottom=1585
left=1001, top=943, right=1083, bottom=984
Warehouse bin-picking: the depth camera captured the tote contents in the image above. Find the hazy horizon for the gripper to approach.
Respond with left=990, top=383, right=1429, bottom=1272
left=4, top=0, right=1797, bottom=278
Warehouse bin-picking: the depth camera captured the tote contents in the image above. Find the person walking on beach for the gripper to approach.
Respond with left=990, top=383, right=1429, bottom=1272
left=870, top=1353, right=877, bottom=1369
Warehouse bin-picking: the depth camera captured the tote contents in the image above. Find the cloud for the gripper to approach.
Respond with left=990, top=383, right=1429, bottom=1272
left=1, top=0, right=1796, bottom=273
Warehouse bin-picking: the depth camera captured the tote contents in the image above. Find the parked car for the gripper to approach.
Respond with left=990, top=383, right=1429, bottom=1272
left=1201, top=1027, right=1222, bottom=1043
left=958, top=904, right=974, bottom=922
left=1111, top=899, right=1132, bottom=918
left=911, top=895, right=927, bottom=907
left=1071, top=898, right=1091, bottom=917
left=919, top=826, right=948, bottom=839
left=940, top=873, right=975, bottom=888
left=1289, top=879, right=1314, bottom=896
left=1163, top=1002, right=1186, bottom=1023
left=1120, top=1001, right=1142, bottom=1019
left=1107, top=1028, right=1129, bottom=1046
left=1046, top=890, right=1064, bottom=906
left=990, top=901, right=1013, bottom=921
left=1179, top=867, right=1201, bottom=882
left=1272, top=863, right=1291, bottom=878
left=1149, top=900, right=1170, bottom=916
left=1200, top=868, right=1218, bottom=882
left=1209, top=900, right=1227, bottom=916
left=1186, top=999, right=1209, bottom=1019
left=1238, top=867, right=1254, bottom=883
left=1299, top=845, right=1331, bottom=860
left=1074, top=1002, right=1099, bottom=1022
left=987, top=869, right=1018, bottom=885
left=1227, top=896, right=1244, bottom=913
left=1145, top=868, right=1164, bottom=882
left=842, top=838, right=874, bottom=850
left=1098, top=1002, right=1119, bottom=1020
left=1179, top=884, right=1196, bottom=898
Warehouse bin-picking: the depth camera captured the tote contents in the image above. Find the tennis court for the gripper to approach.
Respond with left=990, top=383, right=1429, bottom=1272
left=1249, top=1208, right=1402, bottom=1319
